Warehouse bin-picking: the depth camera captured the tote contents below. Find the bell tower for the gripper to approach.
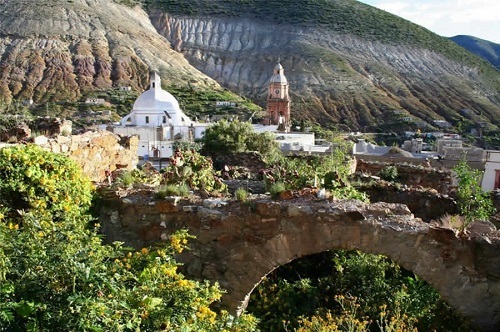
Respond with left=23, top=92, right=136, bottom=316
left=266, top=59, right=291, bottom=132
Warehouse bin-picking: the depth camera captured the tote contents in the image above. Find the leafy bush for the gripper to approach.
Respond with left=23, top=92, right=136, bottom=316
left=453, top=160, right=495, bottom=229
left=379, top=165, right=399, bottom=182
left=248, top=250, right=472, bottom=331
left=202, top=119, right=280, bottom=162
left=0, top=144, right=94, bottom=222
left=116, top=170, right=135, bottom=187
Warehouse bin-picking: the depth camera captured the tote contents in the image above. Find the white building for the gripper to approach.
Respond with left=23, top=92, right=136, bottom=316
left=112, top=72, right=210, bottom=158
left=352, top=139, right=391, bottom=156
left=481, top=150, right=500, bottom=191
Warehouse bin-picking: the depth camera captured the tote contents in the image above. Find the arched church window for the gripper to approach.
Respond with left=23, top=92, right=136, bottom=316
left=145, top=116, right=149, bottom=124
left=162, top=116, right=167, bottom=124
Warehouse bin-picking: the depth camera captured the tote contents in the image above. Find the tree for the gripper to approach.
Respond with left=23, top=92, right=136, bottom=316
left=0, top=145, right=257, bottom=331
left=201, top=119, right=280, bottom=161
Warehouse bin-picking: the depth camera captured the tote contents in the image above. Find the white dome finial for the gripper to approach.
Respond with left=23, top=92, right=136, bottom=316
left=150, top=71, right=161, bottom=90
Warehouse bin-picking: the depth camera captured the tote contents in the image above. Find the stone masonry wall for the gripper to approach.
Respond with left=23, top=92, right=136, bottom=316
left=356, top=159, right=452, bottom=194
left=34, top=130, right=138, bottom=183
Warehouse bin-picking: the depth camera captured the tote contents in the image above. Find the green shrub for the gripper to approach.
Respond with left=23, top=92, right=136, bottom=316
left=234, top=187, right=249, bottom=201
left=116, top=170, right=135, bottom=187
left=379, top=165, right=399, bottom=181
left=269, top=182, right=286, bottom=199
left=453, top=160, right=495, bottom=229
left=201, top=119, right=280, bottom=162
left=0, top=146, right=258, bottom=331
left=248, top=250, right=472, bottom=331
left=0, top=144, right=93, bottom=222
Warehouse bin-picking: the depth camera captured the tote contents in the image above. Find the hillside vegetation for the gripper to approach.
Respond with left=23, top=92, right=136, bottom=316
left=450, top=35, right=500, bottom=69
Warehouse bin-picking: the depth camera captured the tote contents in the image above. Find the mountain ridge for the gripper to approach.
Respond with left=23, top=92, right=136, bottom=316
left=449, top=35, right=500, bottom=70
left=145, top=0, right=500, bottom=131
left=0, top=0, right=499, bottom=134
left=0, top=0, right=219, bottom=104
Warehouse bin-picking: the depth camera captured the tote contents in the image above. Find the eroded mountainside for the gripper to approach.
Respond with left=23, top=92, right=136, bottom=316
left=0, top=0, right=499, bottom=131
left=0, top=0, right=218, bottom=104
left=146, top=0, right=500, bottom=131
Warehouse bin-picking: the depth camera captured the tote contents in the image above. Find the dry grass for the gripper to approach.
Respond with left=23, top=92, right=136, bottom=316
left=436, top=214, right=466, bottom=230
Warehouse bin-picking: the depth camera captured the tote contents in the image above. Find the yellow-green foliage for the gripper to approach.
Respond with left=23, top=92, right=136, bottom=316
left=0, top=145, right=257, bottom=330
left=0, top=144, right=94, bottom=222
left=234, top=187, right=249, bottom=201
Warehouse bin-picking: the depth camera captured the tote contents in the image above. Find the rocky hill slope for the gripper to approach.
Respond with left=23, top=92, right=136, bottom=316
left=0, top=0, right=499, bottom=132
left=450, top=35, right=500, bottom=70
left=0, top=0, right=218, bottom=104
left=145, top=0, right=500, bottom=131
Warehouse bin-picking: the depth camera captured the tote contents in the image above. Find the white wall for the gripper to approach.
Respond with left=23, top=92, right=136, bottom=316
left=481, top=150, right=500, bottom=191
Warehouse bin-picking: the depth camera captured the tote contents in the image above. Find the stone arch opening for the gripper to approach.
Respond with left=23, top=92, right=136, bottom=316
left=98, top=194, right=500, bottom=331
left=187, top=204, right=499, bottom=331
left=243, top=249, right=470, bottom=331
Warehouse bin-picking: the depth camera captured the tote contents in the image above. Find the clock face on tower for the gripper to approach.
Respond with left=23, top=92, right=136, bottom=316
left=274, top=89, right=280, bottom=95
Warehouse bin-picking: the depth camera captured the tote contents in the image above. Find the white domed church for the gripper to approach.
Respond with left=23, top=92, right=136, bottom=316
left=112, top=72, right=209, bottom=158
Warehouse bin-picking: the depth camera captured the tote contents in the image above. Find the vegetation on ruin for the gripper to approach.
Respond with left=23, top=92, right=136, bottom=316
left=453, top=160, right=495, bottom=229
left=247, top=250, right=474, bottom=331
left=162, top=149, right=228, bottom=195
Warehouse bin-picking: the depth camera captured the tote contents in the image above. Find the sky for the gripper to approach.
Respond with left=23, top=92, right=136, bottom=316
left=357, top=0, right=500, bottom=44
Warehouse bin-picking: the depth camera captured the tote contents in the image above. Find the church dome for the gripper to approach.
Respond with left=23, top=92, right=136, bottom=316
left=270, top=62, right=288, bottom=84
left=132, top=87, right=180, bottom=113
left=130, top=72, right=191, bottom=126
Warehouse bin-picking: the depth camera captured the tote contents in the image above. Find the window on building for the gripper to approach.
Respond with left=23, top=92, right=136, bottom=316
left=163, top=116, right=167, bottom=124
left=145, top=116, right=149, bottom=124
left=495, top=170, right=500, bottom=190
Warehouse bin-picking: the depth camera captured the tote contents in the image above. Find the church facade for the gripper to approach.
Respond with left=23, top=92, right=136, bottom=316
left=112, top=72, right=209, bottom=159
left=266, top=61, right=291, bottom=132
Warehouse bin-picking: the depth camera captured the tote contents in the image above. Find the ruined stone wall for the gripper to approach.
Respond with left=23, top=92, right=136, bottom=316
left=35, top=130, right=138, bottom=183
left=96, top=189, right=500, bottom=331
left=356, top=159, right=452, bottom=194
left=360, top=186, right=457, bottom=221
left=355, top=155, right=485, bottom=171
left=444, top=146, right=485, bottom=162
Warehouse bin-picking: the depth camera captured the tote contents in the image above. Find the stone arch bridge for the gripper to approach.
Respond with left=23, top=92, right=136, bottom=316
left=99, top=191, right=500, bottom=331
